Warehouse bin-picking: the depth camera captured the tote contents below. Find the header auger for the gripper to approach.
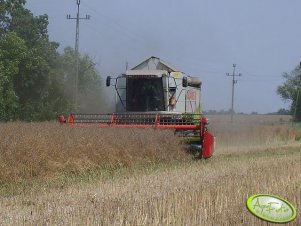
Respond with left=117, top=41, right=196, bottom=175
left=58, top=56, right=215, bottom=159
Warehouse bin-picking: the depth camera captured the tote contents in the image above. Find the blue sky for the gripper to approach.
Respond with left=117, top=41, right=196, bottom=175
left=26, top=0, right=301, bottom=113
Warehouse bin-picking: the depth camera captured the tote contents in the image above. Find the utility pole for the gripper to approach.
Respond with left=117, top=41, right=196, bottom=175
left=67, top=0, right=90, bottom=110
left=226, top=64, right=242, bottom=122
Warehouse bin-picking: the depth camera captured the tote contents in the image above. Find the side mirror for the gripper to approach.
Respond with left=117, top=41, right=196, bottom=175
left=182, top=77, right=188, bottom=87
left=106, top=76, right=111, bottom=87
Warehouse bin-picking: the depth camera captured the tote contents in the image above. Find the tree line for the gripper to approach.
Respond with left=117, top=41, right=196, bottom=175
left=0, top=0, right=104, bottom=121
left=277, top=63, right=301, bottom=121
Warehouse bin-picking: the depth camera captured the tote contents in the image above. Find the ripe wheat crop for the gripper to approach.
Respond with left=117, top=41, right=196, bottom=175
left=0, top=122, right=187, bottom=182
left=0, top=115, right=300, bottom=225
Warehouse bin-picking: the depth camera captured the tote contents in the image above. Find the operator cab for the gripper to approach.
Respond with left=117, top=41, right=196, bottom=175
left=106, top=57, right=202, bottom=114
left=127, top=75, right=164, bottom=112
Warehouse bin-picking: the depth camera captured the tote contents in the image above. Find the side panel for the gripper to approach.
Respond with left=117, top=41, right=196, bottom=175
left=162, top=76, right=168, bottom=111
left=202, top=131, right=215, bottom=159
left=169, top=72, right=186, bottom=113
left=185, top=87, right=201, bottom=114
left=167, top=72, right=202, bottom=114
left=115, top=77, right=126, bottom=112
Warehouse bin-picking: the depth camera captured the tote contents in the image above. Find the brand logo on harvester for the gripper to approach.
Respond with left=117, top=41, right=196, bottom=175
left=246, top=194, right=297, bottom=223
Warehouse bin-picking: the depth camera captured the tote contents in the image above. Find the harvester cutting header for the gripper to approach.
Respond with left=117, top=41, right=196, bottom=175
left=58, top=56, right=214, bottom=159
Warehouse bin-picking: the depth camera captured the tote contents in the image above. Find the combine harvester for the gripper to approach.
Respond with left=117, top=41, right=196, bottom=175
left=58, top=57, right=214, bottom=159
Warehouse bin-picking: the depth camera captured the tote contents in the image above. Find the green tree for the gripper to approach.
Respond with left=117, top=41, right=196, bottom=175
left=58, top=47, right=104, bottom=113
left=0, top=0, right=26, bottom=35
left=277, top=108, right=291, bottom=115
left=277, top=64, right=301, bottom=121
left=0, top=0, right=62, bottom=120
left=0, top=32, right=27, bottom=120
left=9, top=1, right=60, bottom=120
left=0, top=1, right=104, bottom=121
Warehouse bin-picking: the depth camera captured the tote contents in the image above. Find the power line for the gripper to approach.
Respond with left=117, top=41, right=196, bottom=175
left=226, top=64, right=242, bottom=122
left=67, top=0, right=90, bottom=110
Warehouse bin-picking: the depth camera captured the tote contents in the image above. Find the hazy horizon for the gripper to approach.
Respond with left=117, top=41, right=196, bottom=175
left=25, top=0, right=301, bottom=114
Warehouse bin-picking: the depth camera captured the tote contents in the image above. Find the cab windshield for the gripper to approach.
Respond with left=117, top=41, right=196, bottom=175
left=127, top=77, right=164, bottom=111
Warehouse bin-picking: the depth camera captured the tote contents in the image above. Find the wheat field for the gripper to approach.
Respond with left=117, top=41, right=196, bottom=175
left=0, top=115, right=300, bottom=225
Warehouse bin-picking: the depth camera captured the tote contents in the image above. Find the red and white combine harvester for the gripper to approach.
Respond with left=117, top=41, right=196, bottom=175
left=58, top=57, right=215, bottom=159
